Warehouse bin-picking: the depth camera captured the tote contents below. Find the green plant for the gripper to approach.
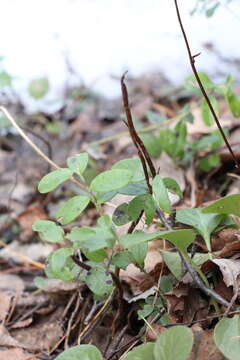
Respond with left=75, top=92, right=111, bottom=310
left=192, top=0, right=234, bottom=17
left=2, top=0, right=240, bottom=357
left=29, top=75, right=240, bottom=357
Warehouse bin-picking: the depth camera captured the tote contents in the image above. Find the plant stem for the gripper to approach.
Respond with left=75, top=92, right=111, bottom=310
left=173, top=0, right=240, bottom=169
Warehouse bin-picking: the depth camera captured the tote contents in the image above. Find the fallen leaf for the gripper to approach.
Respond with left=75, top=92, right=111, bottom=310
left=0, top=348, right=36, bottom=360
left=189, top=325, right=223, bottom=360
left=11, top=307, right=64, bottom=351
left=0, top=241, right=53, bottom=264
left=212, top=258, right=240, bottom=291
left=17, top=206, right=47, bottom=241
left=0, top=324, right=24, bottom=348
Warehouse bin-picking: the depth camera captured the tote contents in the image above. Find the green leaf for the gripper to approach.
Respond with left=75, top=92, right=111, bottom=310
left=206, top=3, right=220, bottom=17
left=128, top=194, right=155, bottom=225
left=0, top=71, right=12, bottom=87
left=174, top=120, right=187, bottom=159
left=180, top=104, right=194, bottom=124
left=28, top=77, right=49, bottom=99
left=124, top=343, right=154, bottom=360
left=67, top=226, right=115, bottom=251
left=159, top=128, right=176, bottom=157
left=201, top=95, right=219, bottom=126
left=120, top=229, right=195, bottom=250
left=226, top=89, right=240, bottom=117
left=67, top=152, right=89, bottom=176
left=161, top=251, right=211, bottom=280
left=191, top=130, right=224, bottom=152
left=131, top=242, right=148, bottom=269
left=56, top=195, right=90, bottom=225
left=162, top=229, right=196, bottom=252
left=86, top=264, right=113, bottom=297
left=152, top=175, right=172, bottom=214
left=90, top=169, right=133, bottom=193
left=214, top=315, right=240, bottom=360
left=146, top=110, right=165, bottom=124
left=55, top=344, right=103, bottom=360
left=163, top=177, right=183, bottom=198
left=95, top=190, right=118, bottom=204
left=138, top=304, right=155, bottom=320
left=176, top=208, right=223, bottom=251
left=185, top=72, right=214, bottom=93
left=67, top=227, right=95, bottom=249
left=160, top=275, right=173, bottom=293
left=82, top=249, right=107, bottom=262
left=202, top=194, right=240, bottom=216
left=38, top=168, right=73, bottom=193
left=154, top=326, right=193, bottom=360
left=161, top=251, right=182, bottom=280
left=139, top=133, right=162, bottom=157
left=118, top=180, right=148, bottom=196
left=97, top=214, right=112, bottom=228
left=46, top=248, right=76, bottom=282
left=112, top=203, right=131, bottom=226
left=198, top=153, right=220, bottom=172
left=32, top=220, right=64, bottom=242
left=111, top=251, right=133, bottom=270
left=112, top=158, right=145, bottom=182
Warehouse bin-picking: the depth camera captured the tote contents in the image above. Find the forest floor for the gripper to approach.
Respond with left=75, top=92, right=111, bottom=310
left=1, top=72, right=240, bottom=360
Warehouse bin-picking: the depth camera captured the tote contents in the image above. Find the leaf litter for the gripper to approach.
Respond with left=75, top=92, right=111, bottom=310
left=2, top=71, right=240, bottom=359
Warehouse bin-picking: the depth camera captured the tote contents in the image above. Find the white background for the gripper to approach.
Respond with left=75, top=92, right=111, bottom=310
left=1, top=0, right=240, bottom=111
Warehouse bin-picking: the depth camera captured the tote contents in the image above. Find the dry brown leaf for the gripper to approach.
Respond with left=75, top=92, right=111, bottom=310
left=145, top=324, right=166, bottom=342
left=0, top=274, right=24, bottom=322
left=120, top=264, right=146, bottom=296
left=0, top=241, right=53, bottom=264
left=0, top=348, right=36, bottom=360
left=39, top=278, right=85, bottom=293
left=11, top=307, right=64, bottom=352
left=212, top=228, right=240, bottom=251
left=0, top=324, right=24, bottom=348
left=219, top=240, right=240, bottom=258
left=11, top=318, right=33, bottom=329
left=0, top=291, right=12, bottom=322
left=212, top=258, right=240, bottom=291
left=189, top=325, right=223, bottom=360
left=17, top=206, right=47, bottom=241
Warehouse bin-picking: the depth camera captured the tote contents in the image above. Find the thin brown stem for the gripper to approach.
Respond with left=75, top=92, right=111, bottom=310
left=121, top=73, right=156, bottom=178
left=174, top=0, right=240, bottom=169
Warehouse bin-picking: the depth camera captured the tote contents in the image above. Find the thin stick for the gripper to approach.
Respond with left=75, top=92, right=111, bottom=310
left=121, top=73, right=156, bottom=178
left=173, top=0, right=240, bottom=169
left=77, top=288, right=114, bottom=345
left=0, top=240, right=45, bottom=269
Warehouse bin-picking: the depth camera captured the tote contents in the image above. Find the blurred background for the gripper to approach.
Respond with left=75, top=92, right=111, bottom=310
left=0, top=0, right=240, bottom=112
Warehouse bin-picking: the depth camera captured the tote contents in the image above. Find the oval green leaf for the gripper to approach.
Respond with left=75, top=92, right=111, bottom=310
left=152, top=175, right=172, bottom=214
left=56, top=195, right=90, bottom=225
left=214, top=315, right=240, bottom=360
left=163, top=177, right=183, bottom=198
left=154, top=326, right=193, bottom=360
left=112, top=157, right=145, bottom=182
left=112, top=203, right=131, bottom=226
left=38, top=168, right=73, bottom=193
left=32, top=220, right=64, bottom=242
left=28, top=77, right=49, bottom=99
left=202, top=194, right=240, bottom=216
left=55, top=344, right=102, bottom=360
left=124, top=343, right=154, bottom=360
left=120, top=229, right=195, bottom=251
left=67, top=152, right=89, bottom=176
left=90, top=169, right=133, bottom=193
